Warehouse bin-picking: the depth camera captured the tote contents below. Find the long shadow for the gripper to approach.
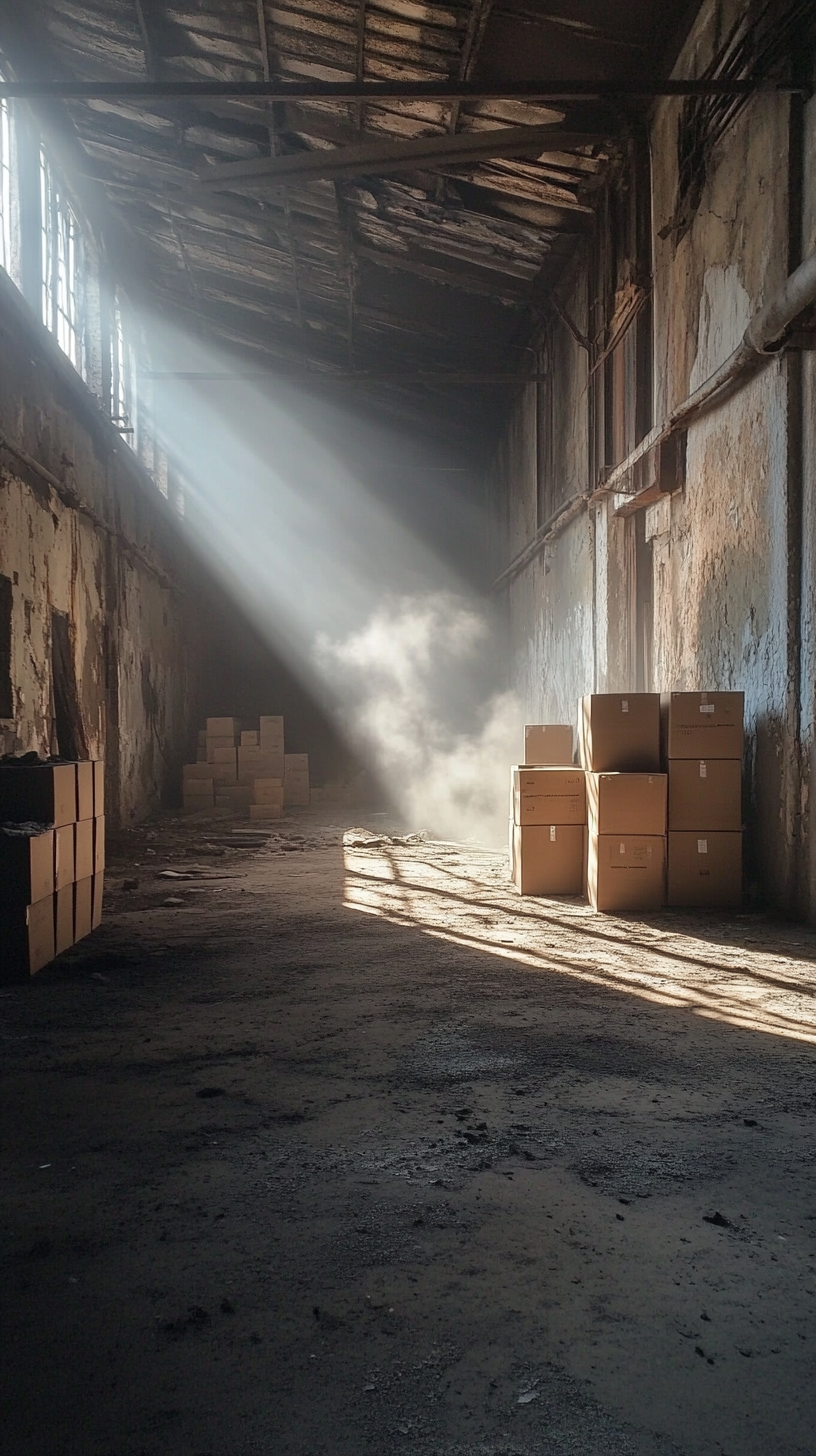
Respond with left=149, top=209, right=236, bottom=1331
left=344, top=855, right=816, bottom=1020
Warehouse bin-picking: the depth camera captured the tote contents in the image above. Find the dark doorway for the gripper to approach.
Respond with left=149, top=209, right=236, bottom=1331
left=0, top=574, right=12, bottom=719
left=51, top=609, right=88, bottom=759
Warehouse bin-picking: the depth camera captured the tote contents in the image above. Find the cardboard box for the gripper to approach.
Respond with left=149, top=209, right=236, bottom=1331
left=183, top=762, right=216, bottom=781
left=285, top=753, right=308, bottom=773
left=183, top=778, right=215, bottom=800
left=668, top=831, right=742, bottom=907
left=74, top=877, right=93, bottom=942
left=241, top=752, right=284, bottom=785
left=55, top=885, right=74, bottom=955
left=586, top=834, right=666, bottom=912
left=93, top=760, right=105, bottom=818
left=74, top=819, right=94, bottom=882
left=259, top=716, right=284, bottom=748
left=250, top=802, right=283, bottom=821
left=4, top=897, right=55, bottom=979
left=524, top=724, right=574, bottom=766
left=0, top=826, right=55, bottom=904
left=55, top=823, right=75, bottom=891
left=76, top=762, right=94, bottom=822
left=93, top=817, right=105, bottom=875
left=0, top=762, right=77, bottom=827
left=668, top=758, right=742, bottom=831
left=241, top=731, right=258, bottom=747
left=512, top=767, right=586, bottom=826
left=579, top=694, right=660, bottom=773
left=253, top=781, right=284, bottom=806
left=586, top=772, right=667, bottom=836
left=91, top=873, right=103, bottom=929
left=662, top=692, right=744, bottom=760
left=207, top=717, right=239, bottom=739
left=207, top=743, right=238, bottom=766
left=212, top=765, right=239, bottom=787
left=511, top=822, right=584, bottom=896
left=216, top=785, right=252, bottom=810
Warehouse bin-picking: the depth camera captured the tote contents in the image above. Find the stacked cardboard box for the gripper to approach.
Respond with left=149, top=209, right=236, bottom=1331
left=664, top=692, right=743, bottom=907
left=523, top=723, right=574, bottom=767
left=510, top=755, right=586, bottom=896
left=0, top=759, right=104, bottom=979
left=181, top=715, right=310, bottom=816
left=579, top=695, right=666, bottom=912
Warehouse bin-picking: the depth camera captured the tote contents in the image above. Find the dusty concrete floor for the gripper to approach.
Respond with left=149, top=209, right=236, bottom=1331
left=2, top=808, right=816, bottom=1456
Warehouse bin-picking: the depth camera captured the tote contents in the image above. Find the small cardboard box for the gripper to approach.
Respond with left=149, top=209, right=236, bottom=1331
left=241, top=730, right=259, bottom=747
left=0, top=826, right=55, bottom=904
left=0, top=762, right=77, bottom=827
left=586, top=772, right=667, bottom=836
left=74, top=876, right=93, bottom=942
left=93, top=817, right=105, bottom=875
left=579, top=694, right=660, bottom=773
left=524, top=725, right=574, bottom=766
left=207, top=717, right=239, bottom=739
left=77, top=762, right=94, bottom=822
left=183, top=762, right=216, bottom=781
left=93, top=760, right=105, bottom=818
left=91, top=873, right=103, bottom=929
left=250, top=802, right=283, bottom=821
left=586, top=834, right=666, bottom=912
left=259, top=715, right=284, bottom=746
left=511, top=822, right=584, bottom=896
left=4, top=897, right=55, bottom=979
left=55, top=885, right=74, bottom=955
left=207, top=743, right=238, bottom=766
left=668, top=758, right=742, bottom=831
left=668, top=831, right=742, bottom=907
left=512, top=767, right=586, bottom=826
left=662, top=692, right=744, bottom=760
left=55, top=823, right=75, bottom=891
left=74, top=820, right=94, bottom=882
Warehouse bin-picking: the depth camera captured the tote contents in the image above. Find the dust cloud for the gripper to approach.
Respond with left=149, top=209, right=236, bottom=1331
left=316, top=593, right=523, bottom=846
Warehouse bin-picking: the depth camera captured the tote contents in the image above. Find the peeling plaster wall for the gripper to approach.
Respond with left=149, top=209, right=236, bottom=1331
left=491, top=0, right=816, bottom=916
left=0, top=270, right=199, bottom=827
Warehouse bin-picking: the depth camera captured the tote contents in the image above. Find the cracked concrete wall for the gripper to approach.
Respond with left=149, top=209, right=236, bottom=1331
left=0, top=270, right=199, bottom=828
left=491, top=0, right=816, bottom=916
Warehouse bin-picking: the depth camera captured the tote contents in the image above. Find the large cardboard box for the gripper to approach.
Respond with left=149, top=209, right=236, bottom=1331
left=76, top=762, right=94, bottom=821
left=662, top=692, right=744, bottom=760
left=668, top=831, right=742, bottom=907
left=668, top=758, right=742, bottom=831
left=183, top=762, right=216, bottom=781
left=55, top=823, right=75, bottom=891
left=0, top=762, right=77, bottom=827
left=586, top=834, right=666, bottom=912
left=93, top=760, right=105, bottom=818
left=511, top=822, right=584, bottom=896
left=254, top=780, right=284, bottom=806
left=259, top=716, right=284, bottom=749
left=207, top=717, right=239, bottom=739
left=207, top=743, right=238, bottom=766
left=512, top=767, right=585, bottom=826
left=4, top=897, right=55, bottom=979
left=0, top=826, right=54, bottom=905
left=212, top=764, right=239, bottom=787
left=524, top=725, right=574, bottom=766
left=55, top=884, right=74, bottom=955
left=215, top=785, right=252, bottom=811
left=74, top=819, right=94, bottom=882
left=250, top=802, right=283, bottom=821
left=93, top=817, right=105, bottom=875
left=91, top=873, right=103, bottom=929
left=74, top=877, right=93, bottom=942
left=579, top=694, right=660, bottom=773
left=586, top=772, right=667, bottom=836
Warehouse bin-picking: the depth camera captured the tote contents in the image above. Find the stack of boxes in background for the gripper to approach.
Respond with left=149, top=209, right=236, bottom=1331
left=510, top=724, right=584, bottom=895
left=0, top=759, right=104, bottom=978
left=181, top=715, right=309, bottom=818
left=664, top=692, right=743, bottom=908
left=581, top=694, right=667, bottom=913
left=512, top=690, right=744, bottom=914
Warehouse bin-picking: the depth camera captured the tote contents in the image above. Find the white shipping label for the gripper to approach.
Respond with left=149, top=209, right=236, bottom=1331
left=700, top=704, right=715, bottom=714
left=619, top=842, right=626, bottom=855
left=699, top=761, right=707, bottom=778
left=549, top=826, right=556, bottom=841
left=698, top=839, right=708, bottom=854
left=621, top=699, right=629, bottom=713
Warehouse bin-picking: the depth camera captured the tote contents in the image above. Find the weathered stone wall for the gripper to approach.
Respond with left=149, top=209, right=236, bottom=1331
left=0, top=268, right=199, bottom=827
left=491, top=0, right=816, bottom=917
